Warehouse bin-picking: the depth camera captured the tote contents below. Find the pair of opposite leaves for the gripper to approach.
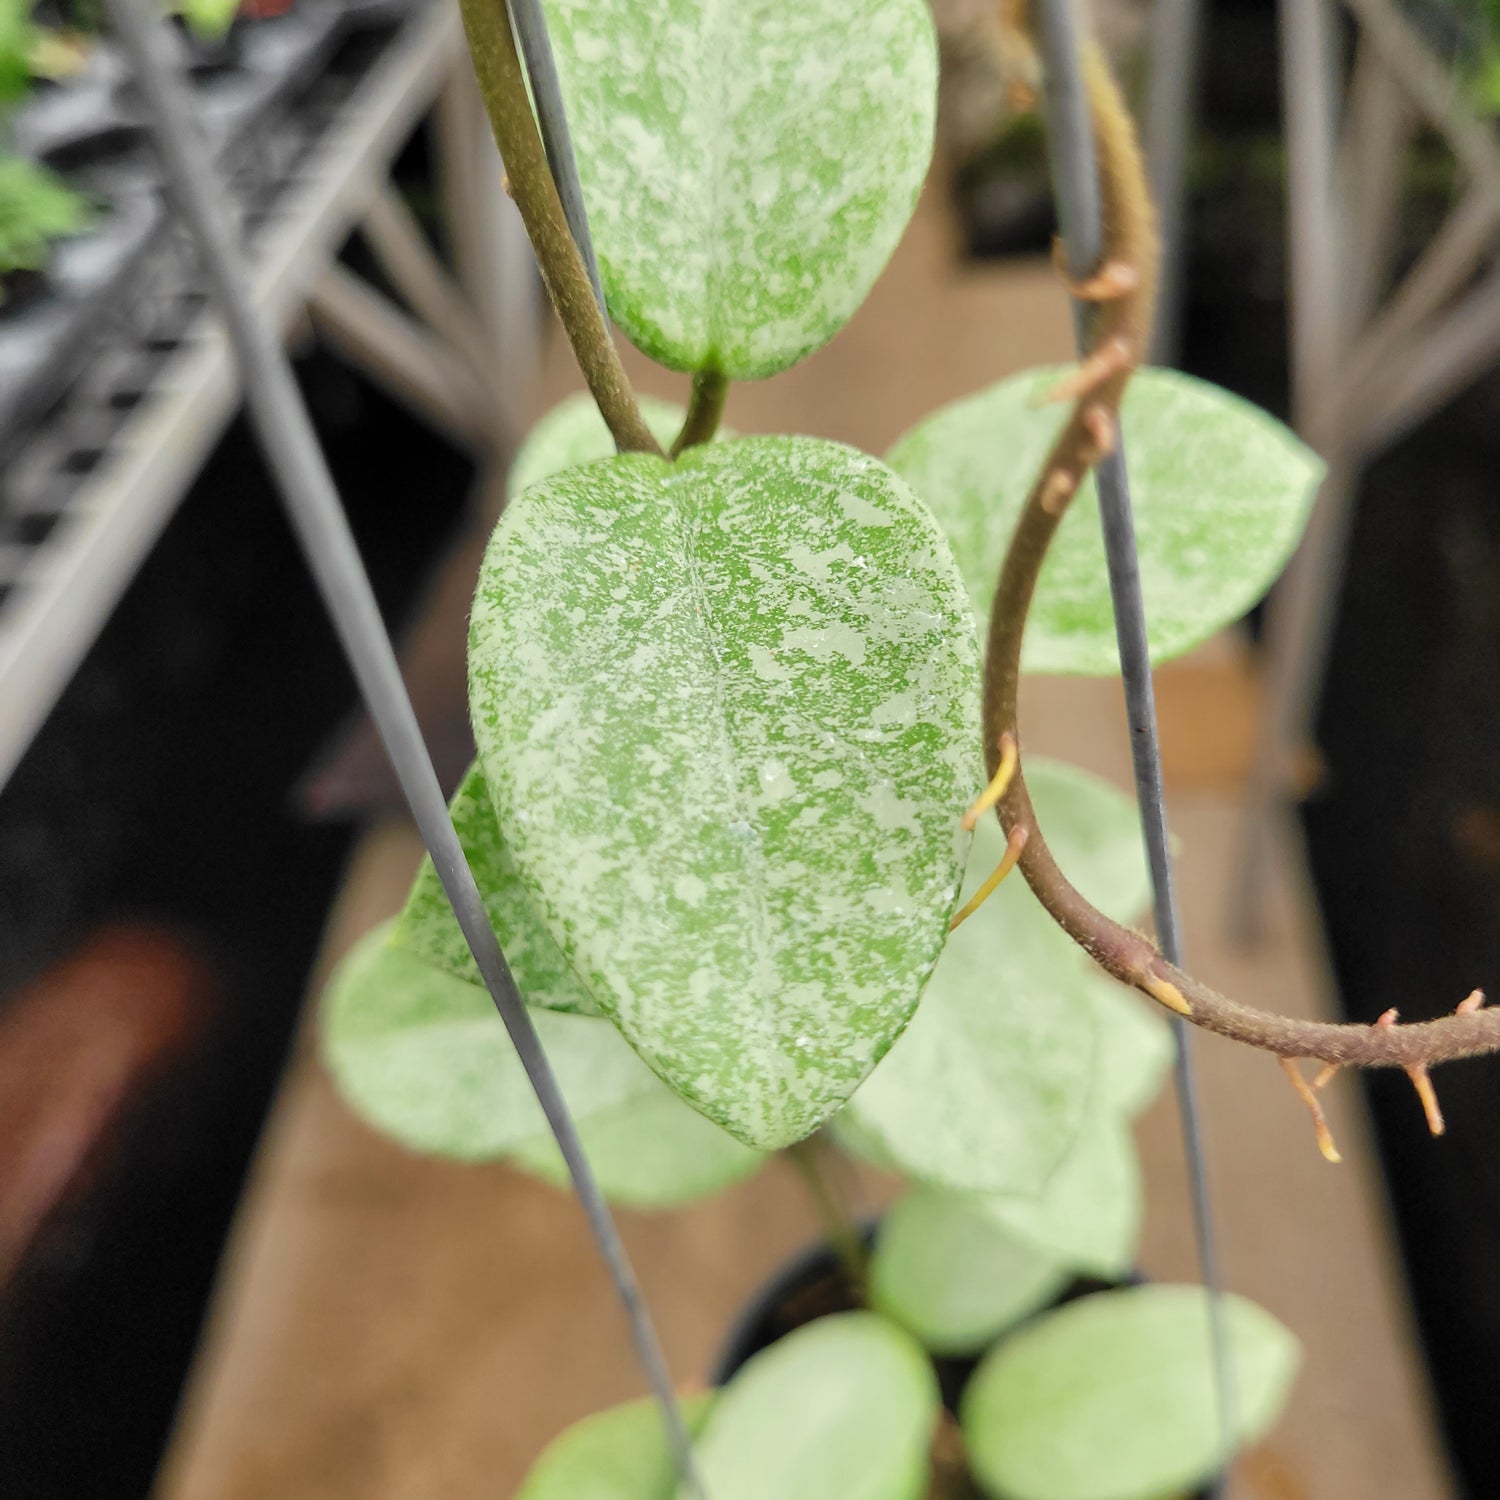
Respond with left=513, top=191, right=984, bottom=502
left=336, top=0, right=1320, bottom=1152
left=514, top=1292, right=1298, bottom=1500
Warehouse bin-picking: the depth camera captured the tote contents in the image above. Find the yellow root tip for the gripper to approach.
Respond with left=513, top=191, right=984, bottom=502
left=1143, top=975, right=1192, bottom=1017
left=962, top=734, right=1018, bottom=833
left=1280, top=1058, right=1343, bottom=1164
left=1407, top=1065, right=1445, bottom=1137
left=949, top=827, right=1028, bottom=933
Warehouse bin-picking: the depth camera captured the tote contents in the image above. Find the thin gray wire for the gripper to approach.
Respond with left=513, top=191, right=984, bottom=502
left=506, top=0, right=607, bottom=317
left=1031, top=0, right=1236, bottom=1487
left=103, top=2, right=706, bottom=1492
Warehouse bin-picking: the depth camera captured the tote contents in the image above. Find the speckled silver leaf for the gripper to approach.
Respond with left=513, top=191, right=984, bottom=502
left=887, top=368, right=1323, bottom=674
left=321, top=925, right=658, bottom=1159
left=685, top=1313, right=938, bottom=1500
left=509, top=392, right=715, bottom=501
left=468, top=436, right=980, bottom=1150
left=508, top=1086, right=764, bottom=1209
left=838, top=759, right=1147, bottom=1195
left=516, top=1393, right=714, bottom=1500
left=391, top=763, right=599, bottom=1014
left=962, top=1286, right=1300, bottom=1500
left=542, top=0, right=937, bottom=379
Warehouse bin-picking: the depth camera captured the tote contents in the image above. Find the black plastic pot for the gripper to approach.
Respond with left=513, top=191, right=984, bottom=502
left=713, top=1232, right=1209, bottom=1500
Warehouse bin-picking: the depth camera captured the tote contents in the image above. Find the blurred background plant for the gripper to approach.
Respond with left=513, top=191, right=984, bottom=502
left=0, top=0, right=92, bottom=301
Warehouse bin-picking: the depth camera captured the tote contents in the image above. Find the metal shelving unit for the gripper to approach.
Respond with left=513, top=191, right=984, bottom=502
left=0, top=0, right=530, bottom=789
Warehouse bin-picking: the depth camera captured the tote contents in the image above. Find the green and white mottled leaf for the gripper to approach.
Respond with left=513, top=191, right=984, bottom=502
left=888, top=368, right=1323, bottom=674
left=839, top=812, right=1097, bottom=1196
left=516, top=1393, right=713, bottom=1500
left=391, top=764, right=598, bottom=1014
left=1088, top=973, right=1174, bottom=1119
left=969, top=1117, right=1142, bottom=1280
left=871, top=1187, right=1071, bottom=1356
left=469, top=437, right=980, bottom=1149
left=962, top=1285, right=1300, bottom=1500
left=1026, top=759, right=1151, bottom=923
left=509, top=392, right=731, bottom=501
left=509, top=1086, right=765, bottom=1209
left=543, top=0, right=937, bottom=378
left=686, top=1313, right=938, bottom=1500
left=321, top=926, right=656, bottom=1159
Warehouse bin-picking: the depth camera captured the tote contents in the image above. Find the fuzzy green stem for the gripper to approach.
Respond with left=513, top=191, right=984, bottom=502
left=670, top=369, right=729, bottom=457
left=456, top=0, right=662, bottom=456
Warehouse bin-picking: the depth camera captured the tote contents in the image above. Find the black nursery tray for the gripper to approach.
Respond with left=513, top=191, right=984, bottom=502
left=0, top=0, right=460, bottom=786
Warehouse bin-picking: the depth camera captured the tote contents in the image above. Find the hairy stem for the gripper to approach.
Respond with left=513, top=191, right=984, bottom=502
left=456, top=0, right=662, bottom=455
left=983, top=22, right=1500, bottom=1077
left=670, top=369, right=729, bottom=457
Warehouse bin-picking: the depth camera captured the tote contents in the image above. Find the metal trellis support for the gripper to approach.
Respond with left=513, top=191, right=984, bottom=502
left=102, top=0, right=708, bottom=1492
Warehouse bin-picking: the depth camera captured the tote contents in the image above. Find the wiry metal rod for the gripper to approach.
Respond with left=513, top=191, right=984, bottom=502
left=103, top=1, right=706, bottom=1493
left=505, top=0, right=607, bottom=316
left=1030, top=0, right=1236, bottom=1489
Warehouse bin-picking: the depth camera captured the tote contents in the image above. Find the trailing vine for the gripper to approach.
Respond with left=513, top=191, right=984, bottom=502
left=457, top=0, right=662, bottom=456
left=985, top=4, right=1500, bottom=1158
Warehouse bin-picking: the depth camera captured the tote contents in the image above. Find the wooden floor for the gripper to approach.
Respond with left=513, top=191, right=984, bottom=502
left=154, top=186, right=1454, bottom=1500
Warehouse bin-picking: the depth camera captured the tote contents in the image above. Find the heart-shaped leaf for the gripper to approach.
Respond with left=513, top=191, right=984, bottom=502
left=685, top=1312, right=938, bottom=1500
left=888, top=368, right=1322, bottom=674
left=516, top=1393, right=713, bottom=1500
left=543, top=0, right=937, bottom=378
left=391, top=764, right=598, bottom=1014
left=962, top=1285, right=1300, bottom=1500
left=510, top=392, right=730, bottom=501
left=509, top=1087, right=765, bottom=1209
left=469, top=436, right=980, bottom=1149
left=968, top=1116, right=1143, bottom=1279
left=321, top=926, right=656, bottom=1159
left=870, top=1187, right=1071, bottom=1356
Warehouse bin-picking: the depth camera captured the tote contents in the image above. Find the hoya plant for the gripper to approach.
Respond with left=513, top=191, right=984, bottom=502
left=320, top=0, right=1500, bottom=1495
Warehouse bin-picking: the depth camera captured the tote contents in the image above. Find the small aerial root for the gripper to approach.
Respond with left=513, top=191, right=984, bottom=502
left=1081, top=402, right=1117, bottom=460
left=1376, top=1005, right=1447, bottom=1136
left=949, top=826, right=1028, bottom=933
left=1277, top=992, right=1490, bottom=1157
left=1036, top=336, right=1136, bottom=407
left=1050, top=238, right=1141, bottom=302
left=1140, top=971, right=1192, bottom=1017
left=1279, top=1057, right=1342, bottom=1163
left=963, top=733, right=1018, bottom=832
